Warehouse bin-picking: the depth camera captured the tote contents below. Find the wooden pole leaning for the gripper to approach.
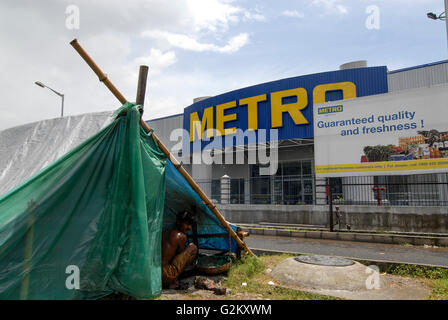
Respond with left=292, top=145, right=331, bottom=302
left=70, top=39, right=127, bottom=105
left=70, top=39, right=255, bottom=257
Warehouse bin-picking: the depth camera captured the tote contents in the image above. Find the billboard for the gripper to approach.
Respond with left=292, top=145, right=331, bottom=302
left=314, top=84, right=448, bottom=177
left=183, top=67, right=388, bottom=153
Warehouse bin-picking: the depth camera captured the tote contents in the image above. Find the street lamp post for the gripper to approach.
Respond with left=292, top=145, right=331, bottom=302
left=427, top=0, right=448, bottom=51
left=34, top=81, right=65, bottom=117
left=445, top=0, right=448, bottom=50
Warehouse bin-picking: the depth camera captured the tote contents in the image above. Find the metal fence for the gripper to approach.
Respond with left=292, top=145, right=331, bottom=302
left=195, top=175, right=314, bottom=205
left=196, top=173, right=448, bottom=207
left=326, top=173, right=448, bottom=207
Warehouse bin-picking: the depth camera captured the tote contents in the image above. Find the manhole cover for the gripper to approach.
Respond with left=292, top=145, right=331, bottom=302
left=294, top=255, right=355, bottom=267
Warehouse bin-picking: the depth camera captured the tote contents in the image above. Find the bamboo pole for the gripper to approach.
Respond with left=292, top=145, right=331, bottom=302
left=70, top=39, right=127, bottom=104
left=70, top=39, right=255, bottom=257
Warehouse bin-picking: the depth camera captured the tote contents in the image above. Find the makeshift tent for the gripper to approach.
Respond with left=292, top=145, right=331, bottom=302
left=0, top=103, right=239, bottom=300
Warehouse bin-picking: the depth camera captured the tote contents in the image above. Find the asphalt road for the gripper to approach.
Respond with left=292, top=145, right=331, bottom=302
left=246, top=235, right=448, bottom=267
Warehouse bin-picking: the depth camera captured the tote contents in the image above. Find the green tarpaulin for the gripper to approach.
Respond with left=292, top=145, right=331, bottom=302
left=0, top=103, right=237, bottom=300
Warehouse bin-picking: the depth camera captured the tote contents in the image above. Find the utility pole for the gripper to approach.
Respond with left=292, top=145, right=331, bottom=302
left=35, top=81, right=65, bottom=117
left=427, top=1, right=448, bottom=52
left=445, top=0, right=448, bottom=51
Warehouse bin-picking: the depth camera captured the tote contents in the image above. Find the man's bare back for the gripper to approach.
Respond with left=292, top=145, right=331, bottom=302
left=162, top=229, right=194, bottom=266
left=161, top=211, right=198, bottom=289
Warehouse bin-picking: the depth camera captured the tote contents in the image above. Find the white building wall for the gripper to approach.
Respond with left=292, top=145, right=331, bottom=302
left=388, top=61, right=448, bottom=92
left=342, top=176, right=375, bottom=204
left=147, top=114, right=183, bottom=152
left=192, top=161, right=213, bottom=197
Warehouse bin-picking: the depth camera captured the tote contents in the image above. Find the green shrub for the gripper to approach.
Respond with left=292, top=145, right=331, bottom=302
left=386, top=264, right=448, bottom=280
left=227, top=254, right=265, bottom=286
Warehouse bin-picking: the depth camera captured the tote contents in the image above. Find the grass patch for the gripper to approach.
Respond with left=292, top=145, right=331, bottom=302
left=385, top=264, right=448, bottom=280
left=430, top=279, right=448, bottom=300
left=383, top=264, right=448, bottom=300
left=227, top=254, right=265, bottom=285
left=225, top=254, right=339, bottom=300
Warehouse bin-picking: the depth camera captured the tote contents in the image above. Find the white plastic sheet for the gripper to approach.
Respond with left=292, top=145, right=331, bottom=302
left=0, top=111, right=114, bottom=196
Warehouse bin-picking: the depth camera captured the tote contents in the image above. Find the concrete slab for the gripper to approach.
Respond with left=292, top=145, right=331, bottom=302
left=321, top=232, right=336, bottom=240
left=277, top=230, right=291, bottom=237
left=337, top=233, right=355, bottom=242
left=413, top=237, right=437, bottom=246
left=439, top=238, right=448, bottom=246
left=354, top=234, right=375, bottom=242
left=263, top=229, right=276, bottom=236
left=272, top=256, right=383, bottom=291
left=305, top=231, right=322, bottom=239
left=291, top=231, right=306, bottom=238
left=305, top=274, right=431, bottom=300
left=272, top=256, right=431, bottom=300
left=392, top=236, right=415, bottom=245
left=250, top=229, right=263, bottom=236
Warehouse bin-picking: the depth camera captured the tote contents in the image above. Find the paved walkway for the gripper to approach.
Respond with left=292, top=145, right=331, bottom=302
left=246, top=235, right=448, bottom=267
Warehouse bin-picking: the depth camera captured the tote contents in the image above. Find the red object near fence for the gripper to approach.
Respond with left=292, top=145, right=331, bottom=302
left=372, top=186, right=386, bottom=206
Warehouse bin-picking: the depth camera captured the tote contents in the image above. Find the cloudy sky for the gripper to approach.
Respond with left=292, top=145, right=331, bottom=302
left=0, top=0, right=447, bottom=130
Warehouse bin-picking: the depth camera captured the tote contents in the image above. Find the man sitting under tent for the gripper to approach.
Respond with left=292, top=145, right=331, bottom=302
left=161, top=211, right=198, bottom=289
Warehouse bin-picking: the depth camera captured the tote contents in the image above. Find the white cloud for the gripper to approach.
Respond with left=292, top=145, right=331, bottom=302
left=134, top=49, right=177, bottom=76
left=142, top=30, right=249, bottom=53
left=337, top=5, right=348, bottom=15
left=185, top=0, right=242, bottom=32
left=222, top=33, right=250, bottom=53
left=243, top=9, right=266, bottom=22
left=281, top=10, right=305, bottom=19
left=311, top=0, right=349, bottom=15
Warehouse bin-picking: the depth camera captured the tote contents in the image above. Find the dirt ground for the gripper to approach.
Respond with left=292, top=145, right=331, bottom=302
left=159, top=275, right=268, bottom=300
